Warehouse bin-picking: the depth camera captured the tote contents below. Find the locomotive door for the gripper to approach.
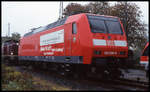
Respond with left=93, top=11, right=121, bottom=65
left=64, top=22, right=79, bottom=56
left=64, top=23, right=72, bottom=56
left=71, top=22, right=80, bottom=55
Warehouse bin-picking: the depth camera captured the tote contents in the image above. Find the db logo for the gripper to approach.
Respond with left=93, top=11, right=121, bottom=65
left=107, top=40, right=114, bottom=46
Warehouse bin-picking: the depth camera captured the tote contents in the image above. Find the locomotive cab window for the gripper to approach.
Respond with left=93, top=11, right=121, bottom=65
left=88, top=18, right=107, bottom=33
left=87, top=15, right=123, bottom=35
left=105, top=21, right=123, bottom=35
left=72, top=22, right=77, bottom=34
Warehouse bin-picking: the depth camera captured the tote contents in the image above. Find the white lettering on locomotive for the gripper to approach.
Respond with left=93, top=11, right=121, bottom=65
left=43, top=52, right=54, bottom=55
left=104, top=51, right=117, bottom=55
left=40, top=29, right=64, bottom=46
left=51, top=48, right=63, bottom=52
left=40, top=46, right=52, bottom=51
left=114, top=40, right=127, bottom=47
left=93, top=39, right=127, bottom=47
left=107, top=40, right=114, bottom=46
left=93, top=39, right=106, bottom=46
left=40, top=29, right=64, bottom=56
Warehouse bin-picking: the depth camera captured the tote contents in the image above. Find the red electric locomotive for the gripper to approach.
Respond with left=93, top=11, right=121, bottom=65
left=140, top=42, right=149, bottom=77
left=19, top=13, right=128, bottom=78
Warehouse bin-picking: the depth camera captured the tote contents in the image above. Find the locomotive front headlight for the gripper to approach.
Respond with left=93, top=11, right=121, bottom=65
left=120, top=51, right=125, bottom=55
left=11, top=52, right=13, bottom=55
left=94, top=50, right=101, bottom=55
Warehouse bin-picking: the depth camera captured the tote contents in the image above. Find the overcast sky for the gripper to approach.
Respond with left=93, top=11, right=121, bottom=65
left=1, top=1, right=149, bottom=37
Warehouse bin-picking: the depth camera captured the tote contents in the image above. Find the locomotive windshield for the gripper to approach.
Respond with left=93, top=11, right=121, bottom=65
left=87, top=15, right=123, bottom=35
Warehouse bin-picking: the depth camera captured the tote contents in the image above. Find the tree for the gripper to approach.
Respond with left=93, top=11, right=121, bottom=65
left=85, top=2, right=111, bottom=15
left=63, top=3, right=89, bottom=17
left=11, top=32, right=21, bottom=41
left=109, top=2, right=147, bottom=50
left=63, top=2, right=110, bottom=16
left=2, top=36, right=12, bottom=43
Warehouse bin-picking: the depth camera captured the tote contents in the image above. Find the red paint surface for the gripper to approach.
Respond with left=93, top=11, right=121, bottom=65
left=140, top=42, right=149, bottom=63
left=19, top=13, right=128, bottom=64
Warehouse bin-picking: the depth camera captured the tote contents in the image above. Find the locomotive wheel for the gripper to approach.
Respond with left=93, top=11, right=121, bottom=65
left=58, top=64, right=72, bottom=77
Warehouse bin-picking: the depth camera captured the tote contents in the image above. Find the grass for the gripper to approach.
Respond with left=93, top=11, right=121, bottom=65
left=2, top=64, right=34, bottom=90
left=2, top=63, right=71, bottom=91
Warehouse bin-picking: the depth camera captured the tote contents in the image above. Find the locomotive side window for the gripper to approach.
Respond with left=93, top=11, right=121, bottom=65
left=72, top=23, right=77, bottom=34
left=88, top=19, right=106, bottom=33
left=105, top=21, right=123, bottom=35
left=23, top=17, right=67, bottom=37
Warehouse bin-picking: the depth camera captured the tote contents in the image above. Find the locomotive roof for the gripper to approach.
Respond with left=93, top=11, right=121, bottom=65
left=85, top=13, right=118, bottom=19
left=23, top=13, right=119, bottom=37
left=23, top=17, right=68, bottom=37
left=86, top=14, right=118, bottom=21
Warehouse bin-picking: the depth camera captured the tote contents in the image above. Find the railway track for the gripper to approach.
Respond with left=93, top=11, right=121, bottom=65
left=116, top=78, right=149, bottom=88
left=81, top=76, right=149, bottom=91
left=4, top=62, right=149, bottom=91
left=106, top=78, right=148, bottom=90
